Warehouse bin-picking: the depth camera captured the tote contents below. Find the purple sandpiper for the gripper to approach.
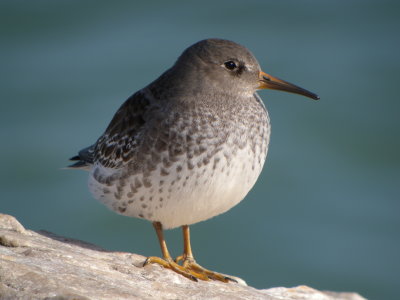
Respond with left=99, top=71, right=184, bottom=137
left=69, top=38, right=319, bottom=282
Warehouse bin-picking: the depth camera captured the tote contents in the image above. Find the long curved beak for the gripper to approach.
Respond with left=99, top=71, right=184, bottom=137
left=258, top=71, right=319, bottom=100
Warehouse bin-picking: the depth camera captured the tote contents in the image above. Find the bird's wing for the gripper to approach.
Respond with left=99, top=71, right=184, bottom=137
left=69, top=90, right=153, bottom=169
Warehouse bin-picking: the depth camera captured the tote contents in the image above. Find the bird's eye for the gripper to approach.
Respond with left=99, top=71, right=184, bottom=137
left=224, top=61, right=238, bottom=70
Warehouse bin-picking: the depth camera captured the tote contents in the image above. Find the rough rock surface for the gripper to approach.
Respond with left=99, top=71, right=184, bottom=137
left=0, top=214, right=365, bottom=300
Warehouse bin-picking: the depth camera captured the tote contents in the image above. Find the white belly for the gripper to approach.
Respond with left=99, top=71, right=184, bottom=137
left=88, top=141, right=267, bottom=229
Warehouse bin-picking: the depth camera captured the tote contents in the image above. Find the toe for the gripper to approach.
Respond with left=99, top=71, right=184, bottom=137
left=143, top=256, right=209, bottom=282
left=185, top=260, right=234, bottom=283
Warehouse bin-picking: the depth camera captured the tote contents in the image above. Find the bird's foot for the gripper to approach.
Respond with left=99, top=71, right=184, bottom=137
left=174, top=255, right=237, bottom=283
left=144, top=256, right=236, bottom=283
left=144, top=256, right=208, bottom=281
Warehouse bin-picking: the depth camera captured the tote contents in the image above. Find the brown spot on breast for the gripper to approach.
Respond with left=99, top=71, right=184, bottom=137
left=171, top=146, right=184, bottom=157
left=187, top=161, right=195, bottom=170
left=213, top=157, right=220, bottom=170
left=160, top=168, right=169, bottom=176
left=143, top=177, right=152, bottom=188
left=223, top=151, right=231, bottom=162
left=163, top=157, right=173, bottom=168
left=135, top=177, right=143, bottom=189
left=118, top=207, right=126, bottom=213
left=129, top=184, right=138, bottom=194
left=176, top=165, right=182, bottom=172
left=198, top=145, right=207, bottom=155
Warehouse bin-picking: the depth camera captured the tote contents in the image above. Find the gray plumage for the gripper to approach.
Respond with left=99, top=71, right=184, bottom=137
left=69, top=38, right=319, bottom=282
left=71, top=39, right=272, bottom=229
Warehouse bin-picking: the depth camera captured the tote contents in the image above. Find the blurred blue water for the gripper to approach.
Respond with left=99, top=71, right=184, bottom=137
left=1, top=1, right=399, bottom=299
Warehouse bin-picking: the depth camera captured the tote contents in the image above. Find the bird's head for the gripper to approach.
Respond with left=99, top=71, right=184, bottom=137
left=173, top=38, right=319, bottom=100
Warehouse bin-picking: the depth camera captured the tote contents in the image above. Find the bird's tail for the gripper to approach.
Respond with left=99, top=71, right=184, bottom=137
left=67, top=145, right=95, bottom=170
left=67, top=156, right=90, bottom=170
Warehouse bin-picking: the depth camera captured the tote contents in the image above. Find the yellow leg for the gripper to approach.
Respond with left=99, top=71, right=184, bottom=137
left=176, top=225, right=236, bottom=283
left=143, top=222, right=208, bottom=281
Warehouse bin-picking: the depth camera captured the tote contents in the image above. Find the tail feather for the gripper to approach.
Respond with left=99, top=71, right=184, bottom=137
left=69, top=155, right=81, bottom=161
left=67, top=145, right=95, bottom=170
left=67, top=160, right=90, bottom=169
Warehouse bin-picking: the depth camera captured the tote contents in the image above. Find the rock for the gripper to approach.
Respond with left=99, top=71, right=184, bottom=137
left=0, top=214, right=365, bottom=300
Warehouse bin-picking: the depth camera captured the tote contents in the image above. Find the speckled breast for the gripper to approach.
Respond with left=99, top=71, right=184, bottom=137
left=88, top=94, right=270, bottom=229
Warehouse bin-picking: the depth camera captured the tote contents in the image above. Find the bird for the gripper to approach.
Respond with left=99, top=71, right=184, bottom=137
left=69, top=38, right=319, bottom=282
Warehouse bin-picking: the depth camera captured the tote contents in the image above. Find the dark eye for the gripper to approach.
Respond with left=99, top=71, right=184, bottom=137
left=224, top=60, right=237, bottom=70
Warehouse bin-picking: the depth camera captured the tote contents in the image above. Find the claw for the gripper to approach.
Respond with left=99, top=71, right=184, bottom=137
left=224, top=276, right=238, bottom=283
left=144, top=256, right=207, bottom=281
left=184, top=259, right=231, bottom=282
